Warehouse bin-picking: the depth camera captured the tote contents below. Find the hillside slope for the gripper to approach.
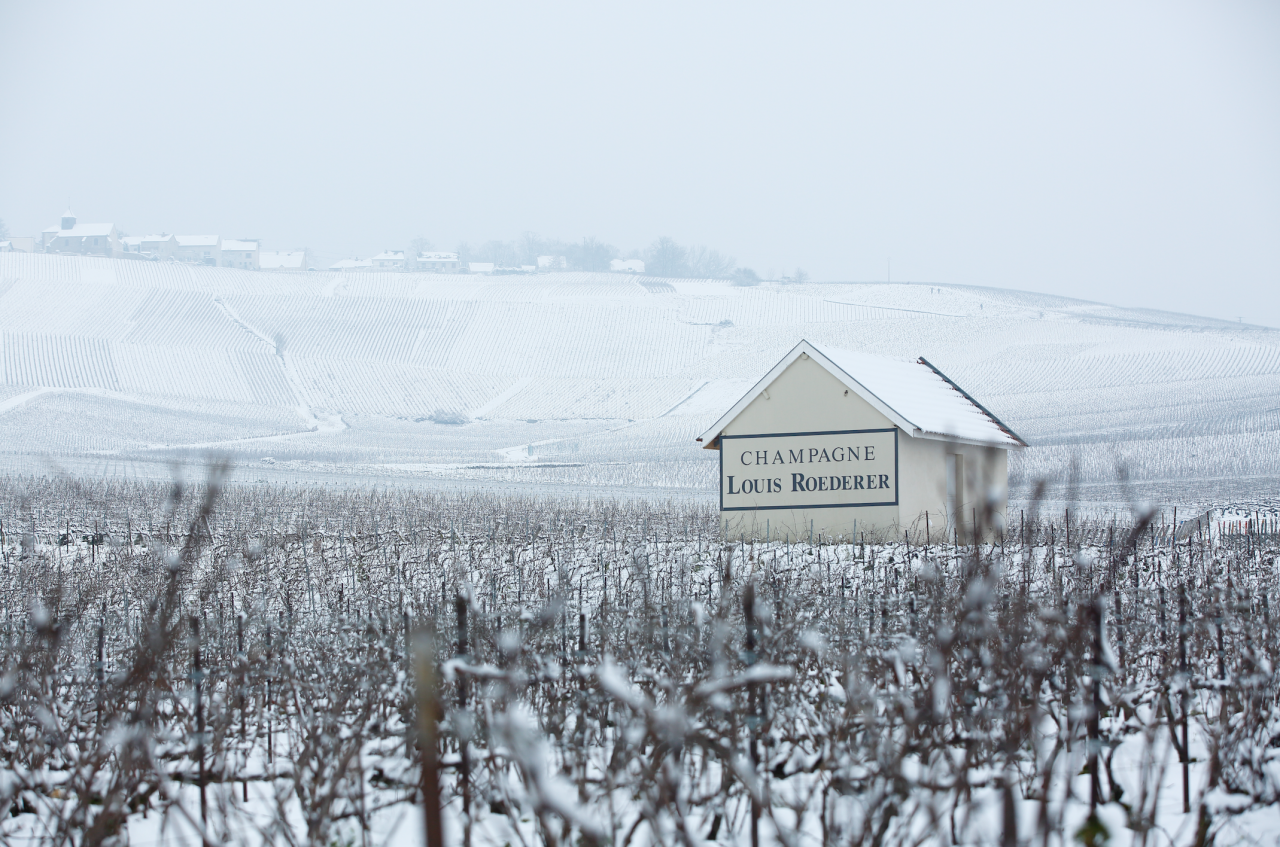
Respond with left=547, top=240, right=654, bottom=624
left=2, top=254, right=1278, bottom=501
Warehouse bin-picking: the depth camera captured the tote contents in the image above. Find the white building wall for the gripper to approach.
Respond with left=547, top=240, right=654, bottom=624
left=717, top=352, right=1008, bottom=542
left=896, top=432, right=1008, bottom=542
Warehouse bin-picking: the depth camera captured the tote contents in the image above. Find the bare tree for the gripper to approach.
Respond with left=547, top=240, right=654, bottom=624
left=644, top=236, right=687, bottom=277
left=568, top=237, right=617, bottom=272
left=686, top=245, right=736, bottom=279
left=406, top=237, right=434, bottom=271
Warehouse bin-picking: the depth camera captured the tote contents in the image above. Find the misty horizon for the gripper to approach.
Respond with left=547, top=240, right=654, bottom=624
left=2, top=1, right=1277, bottom=325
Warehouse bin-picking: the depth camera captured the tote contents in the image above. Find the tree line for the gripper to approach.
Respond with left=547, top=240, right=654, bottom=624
left=409, top=232, right=808, bottom=283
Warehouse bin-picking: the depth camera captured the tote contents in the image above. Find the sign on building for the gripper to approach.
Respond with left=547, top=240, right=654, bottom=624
left=721, top=429, right=898, bottom=511
left=698, top=340, right=1026, bottom=542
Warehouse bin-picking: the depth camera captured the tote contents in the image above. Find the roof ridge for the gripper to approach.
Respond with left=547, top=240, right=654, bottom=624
left=916, top=356, right=1027, bottom=447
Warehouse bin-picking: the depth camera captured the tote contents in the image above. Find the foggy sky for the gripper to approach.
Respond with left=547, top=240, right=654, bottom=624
left=2, top=2, right=1278, bottom=326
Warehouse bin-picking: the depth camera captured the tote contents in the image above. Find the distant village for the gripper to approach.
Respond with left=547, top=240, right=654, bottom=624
left=0, top=210, right=647, bottom=275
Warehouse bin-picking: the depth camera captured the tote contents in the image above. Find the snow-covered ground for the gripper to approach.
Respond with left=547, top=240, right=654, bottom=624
left=2, top=254, right=1278, bottom=508
left=3, top=481, right=1278, bottom=846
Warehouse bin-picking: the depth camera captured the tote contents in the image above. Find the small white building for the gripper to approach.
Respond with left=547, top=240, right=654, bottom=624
left=42, top=211, right=120, bottom=257
left=418, top=252, right=461, bottom=272
left=261, top=251, right=308, bottom=272
left=467, top=262, right=495, bottom=274
left=1, top=236, right=36, bottom=253
left=610, top=259, right=645, bottom=274
left=174, top=235, right=221, bottom=265
left=123, top=234, right=176, bottom=259
left=220, top=240, right=260, bottom=270
left=698, top=340, right=1025, bottom=543
left=142, top=234, right=176, bottom=259
left=41, top=210, right=76, bottom=249
left=371, top=250, right=405, bottom=271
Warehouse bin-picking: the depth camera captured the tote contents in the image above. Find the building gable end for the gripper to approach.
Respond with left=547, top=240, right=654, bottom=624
left=698, top=340, right=918, bottom=448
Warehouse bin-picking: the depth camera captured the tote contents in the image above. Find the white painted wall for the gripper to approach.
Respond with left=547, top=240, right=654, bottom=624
left=716, top=351, right=1009, bottom=541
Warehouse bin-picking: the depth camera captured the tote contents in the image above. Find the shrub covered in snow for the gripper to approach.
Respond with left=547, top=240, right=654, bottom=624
left=1, top=472, right=1279, bottom=845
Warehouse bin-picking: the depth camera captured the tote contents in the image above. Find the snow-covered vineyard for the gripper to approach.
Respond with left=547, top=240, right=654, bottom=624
left=3, top=476, right=1280, bottom=845
left=2, top=254, right=1280, bottom=504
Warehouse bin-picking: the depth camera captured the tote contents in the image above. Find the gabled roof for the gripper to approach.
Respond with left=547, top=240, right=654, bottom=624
left=698, top=340, right=1026, bottom=450
left=221, top=240, right=258, bottom=251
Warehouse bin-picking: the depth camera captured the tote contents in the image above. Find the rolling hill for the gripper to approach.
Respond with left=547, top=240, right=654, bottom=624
left=3, top=253, right=1278, bottom=506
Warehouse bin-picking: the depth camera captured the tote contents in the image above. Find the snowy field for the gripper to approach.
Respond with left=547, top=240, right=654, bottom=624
left=2, top=254, right=1280, bottom=510
left=2, top=478, right=1279, bottom=846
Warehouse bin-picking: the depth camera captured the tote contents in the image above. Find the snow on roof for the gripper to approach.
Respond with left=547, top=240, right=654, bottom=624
left=54, top=223, right=115, bottom=238
left=698, top=340, right=1025, bottom=449
left=468, top=262, right=495, bottom=273
left=419, top=252, right=459, bottom=261
left=141, top=233, right=174, bottom=242
left=329, top=258, right=373, bottom=270
left=221, top=240, right=258, bottom=251
left=261, top=251, right=305, bottom=269
left=175, top=235, right=220, bottom=247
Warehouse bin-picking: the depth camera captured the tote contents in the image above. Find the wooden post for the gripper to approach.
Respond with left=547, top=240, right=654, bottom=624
left=456, top=594, right=471, bottom=845
left=191, top=615, right=207, bottom=825
left=744, top=583, right=760, bottom=847
left=237, top=613, right=247, bottom=801
left=95, top=606, right=105, bottom=731
left=266, top=623, right=273, bottom=764
left=1089, top=596, right=1102, bottom=812
left=1179, top=583, right=1190, bottom=814
left=413, top=631, right=444, bottom=847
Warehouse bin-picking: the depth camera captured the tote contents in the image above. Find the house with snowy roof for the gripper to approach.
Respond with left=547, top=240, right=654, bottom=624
left=1, top=236, right=35, bottom=253
left=371, top=251, right=405, bottom=271
left=174, top=235, right=221, bottom=265
left=143, top=234, right=176, bottom=259
left=122, top=234, right=176, bottom=259
left=261, top=251, right=308, bottom=272
left=698, top=340, right=1026, bottom=543
left=418, top=252, right=461, bottom=273
left=220, top=240, right=259, bottom=270
left=41, top=211, right=120, bottom=257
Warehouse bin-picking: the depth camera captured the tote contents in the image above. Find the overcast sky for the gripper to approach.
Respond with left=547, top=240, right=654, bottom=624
left=3, top=2, right=1277, bottom=325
